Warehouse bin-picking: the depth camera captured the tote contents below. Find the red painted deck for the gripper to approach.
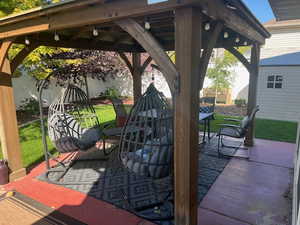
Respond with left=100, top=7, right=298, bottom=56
left=3, top=138, right=294, bottom=225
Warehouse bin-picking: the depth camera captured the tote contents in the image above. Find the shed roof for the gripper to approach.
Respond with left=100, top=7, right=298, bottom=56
left=260, top=51, right=300, bottom=66
left=0, top=0, right=270, bottom=52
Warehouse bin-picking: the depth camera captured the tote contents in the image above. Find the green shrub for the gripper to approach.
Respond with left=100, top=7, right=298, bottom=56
left=234, top=99, right=246, bottom=107
left=19, top=97, right=40, bottom=115
left=103, top=87, right=120, bottom=98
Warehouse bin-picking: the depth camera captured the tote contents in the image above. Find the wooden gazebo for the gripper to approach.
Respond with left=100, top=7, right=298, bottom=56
left=0, top=0, right=270, bottom=224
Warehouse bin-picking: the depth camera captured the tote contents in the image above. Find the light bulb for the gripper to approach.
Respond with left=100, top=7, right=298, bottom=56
left=93, top=28, right=99, bottom=37
left=235, top=37, right=240, bottom=43
left=25, top=38, right=30, bottom=45
left=224, top=32, right=229, bottom=39
left=145, top=21, right=151, bottom=30
left=54, top=33, right=60, bottom=41
left=204, top=23, right=210, bottom=31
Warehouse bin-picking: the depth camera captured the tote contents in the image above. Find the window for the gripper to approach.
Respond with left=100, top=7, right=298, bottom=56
left=267, top=75, right=283, bottom=89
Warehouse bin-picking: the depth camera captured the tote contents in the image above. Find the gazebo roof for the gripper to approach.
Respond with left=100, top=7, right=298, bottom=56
left=0, top=0, right=270, bottom=52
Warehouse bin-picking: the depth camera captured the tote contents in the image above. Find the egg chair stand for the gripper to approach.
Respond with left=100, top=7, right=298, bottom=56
left=112, top=83, right=174, bottom=221
left=38, top=78, right=115, bottom=185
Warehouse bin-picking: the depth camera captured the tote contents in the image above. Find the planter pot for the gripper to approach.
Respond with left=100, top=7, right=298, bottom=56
left=0, top=160, right=9, bottom=185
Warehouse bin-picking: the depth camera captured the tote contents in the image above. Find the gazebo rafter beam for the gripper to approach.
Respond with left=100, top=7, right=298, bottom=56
left=14, top=37, right=142, bottom=52
left=116, top=18, right=178, bottom=95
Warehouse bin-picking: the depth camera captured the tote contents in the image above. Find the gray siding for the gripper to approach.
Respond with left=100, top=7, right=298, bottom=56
left=257, top=66, right=300, bottom=121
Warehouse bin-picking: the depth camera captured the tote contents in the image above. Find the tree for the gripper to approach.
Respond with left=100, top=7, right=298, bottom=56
left=206, top=47, right=249, bottom=101
left=44, top=49, right=128, bottom=86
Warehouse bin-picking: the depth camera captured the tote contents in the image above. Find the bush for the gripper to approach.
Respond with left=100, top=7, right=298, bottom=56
left=98, top=87, right=120, bottom=99
left=234, top=99, right=246, bottom=107
left=19, top=97, right=40, bottom=115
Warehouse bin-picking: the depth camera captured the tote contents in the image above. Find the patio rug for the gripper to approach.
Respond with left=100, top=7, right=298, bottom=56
left=0, top=191, right=86, bottom=225
left=37, top=137, right=238, bottom=224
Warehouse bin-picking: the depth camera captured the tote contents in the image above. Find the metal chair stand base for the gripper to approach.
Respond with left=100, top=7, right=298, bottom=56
left=43, top=147, right=116, bottom=186
left=217, top=135, right=249, bottom=159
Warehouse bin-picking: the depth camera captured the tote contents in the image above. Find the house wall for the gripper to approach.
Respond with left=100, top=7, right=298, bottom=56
left=12, top=71, right=171, bottom=109
left=264, top=28, right=300, bottom=49
left=257, top=66, right=300, bottom=122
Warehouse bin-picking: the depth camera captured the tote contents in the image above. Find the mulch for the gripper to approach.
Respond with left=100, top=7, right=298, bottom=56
left=215, top=104, right=247, bottom=117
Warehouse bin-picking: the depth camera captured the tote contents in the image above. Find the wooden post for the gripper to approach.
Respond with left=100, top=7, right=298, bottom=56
left=0, top=42, right=26, bottom=181
left=132, top=52, right=142, bottom=103
left=244, top=43, right=260, bottom=147
left=174, top=7, right=202, bottom=225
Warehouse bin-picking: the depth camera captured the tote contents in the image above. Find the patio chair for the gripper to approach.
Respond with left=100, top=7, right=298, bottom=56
left=43, top=84, right=116, bottom=184
left=116, top=83, right=174, bottom=220
left=199, top=97, right=216, bottom=114
left=217, top=105, right=260, bottom=157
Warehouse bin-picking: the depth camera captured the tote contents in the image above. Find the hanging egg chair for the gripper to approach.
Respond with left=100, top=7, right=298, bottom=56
left=48, top=83, right=102, bottom=153
left=119, top=83, right=173, bottom=179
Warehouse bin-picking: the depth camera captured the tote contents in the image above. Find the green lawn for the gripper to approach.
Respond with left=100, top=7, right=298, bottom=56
left=204, top=114, right=298, bottom=143
left=0, top=105, right=298, bottom=168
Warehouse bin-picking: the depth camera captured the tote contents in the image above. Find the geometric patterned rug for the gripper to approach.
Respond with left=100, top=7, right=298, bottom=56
left=37, top=136, right=238, bottom=225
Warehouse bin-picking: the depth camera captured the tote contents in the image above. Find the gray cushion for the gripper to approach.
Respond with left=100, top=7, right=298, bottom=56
left=77, top=126, right=103, bottom=150
left=55, top=136, right=80, bottom=153
left=48, top=113, right=84, bottom=142
left=122, top=152, right=149, bottom=176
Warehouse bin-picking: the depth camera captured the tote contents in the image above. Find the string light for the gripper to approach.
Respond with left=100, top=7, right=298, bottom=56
left=145, top=21, right=151, bottom=30
left=25, top=37, right=30, bottom=45
left=235, top=37, right=240, bottom=43
left=93, top=27, right=99, bottom=37
left=54, top=32, right=60, bottom=41
left=204, top=23, right=210, bottom=31
left=224, top=32, right=229, bottom=39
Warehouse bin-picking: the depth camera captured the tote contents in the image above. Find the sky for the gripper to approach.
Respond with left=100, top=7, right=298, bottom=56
left=242, top=0, right=275, bottom=23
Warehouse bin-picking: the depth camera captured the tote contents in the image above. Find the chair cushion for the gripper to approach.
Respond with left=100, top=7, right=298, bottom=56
left=122, top=135, right=172, bottom=178
left=55, top=136, right=80, bottom=153
left=77, top=126, right=103, bottom=150
left=48, top=113, right=84, bottom=142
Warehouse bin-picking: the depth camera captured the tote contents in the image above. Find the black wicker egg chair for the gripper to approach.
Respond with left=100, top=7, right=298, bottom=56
left=39, top=81, right=111, bottom=184
left=117, top=83, right=174, bottom=220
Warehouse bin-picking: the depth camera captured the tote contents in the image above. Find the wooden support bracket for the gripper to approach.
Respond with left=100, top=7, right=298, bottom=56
left=225, top=46, right=252, bottom=73
left=11, top=44, right=39, bottom=74
left=116, top=18, right=178, bottom=95
left=199, top=22, right=223, bottom=89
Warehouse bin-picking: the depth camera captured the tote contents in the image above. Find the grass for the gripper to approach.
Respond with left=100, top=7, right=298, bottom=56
left=0, top=105, right=298, bottom=168
left=203, top=114, right=298, bottom=143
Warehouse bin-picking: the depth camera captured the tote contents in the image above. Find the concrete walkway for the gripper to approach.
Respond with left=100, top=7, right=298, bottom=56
left=198, top=138, right=294, bottom=225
